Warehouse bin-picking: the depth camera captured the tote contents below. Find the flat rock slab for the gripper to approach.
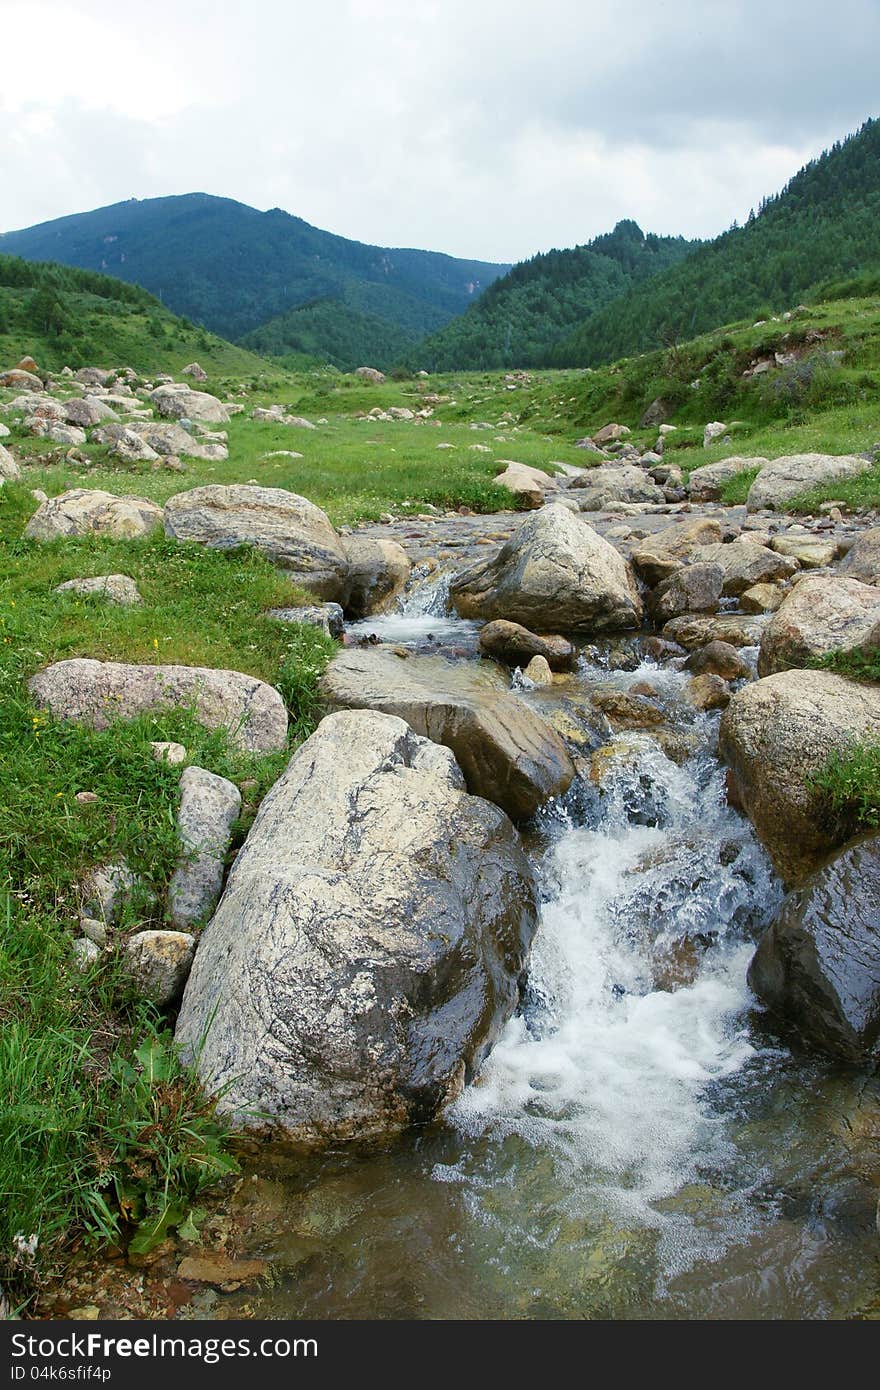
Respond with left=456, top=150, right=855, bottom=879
left=320, top=647, right=575, bottom=821
left=29, top=659, right=288, bottom=753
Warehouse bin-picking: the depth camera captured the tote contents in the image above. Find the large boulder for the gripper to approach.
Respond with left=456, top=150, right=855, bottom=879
left=129, top=421, right=227, bottom=462
left=647, top=563, right=723, bottom=624
left=163, top=485, right=349, bottom=600
left=340, top=536, right=411, bottom=617
left=568, top=464, right=663, bottom=510
left=24, top=489, right=162, bottom=541
left=662, top=613, right=767, bottom=650
left=629, top=516, right=722, bottom=585
left=478, top=619, right=574, bottom=672
left=175, top=710, right=539, bottom=1144
left=29, top=659, right=288, bottom=753
left=687, top=456, right=768, bottom=502
left=64, top=396, right=118, bottom=428
left=150, top=385, right=229, bottom=424
left=691, top=540, right=798, bottom=595
left=839, top=527, right=880, bottom=587
left=0, top=367, right=42, bottom=389
left=354, top=366, right=385, bottom=384
left=320, top=648, right=575, bottom=821
left=757, top=575, right=880, bottom=675
left=718, top=670, right=880, bottom=884
left=746, top=453, right=873, bottom=511
left=748, top=837, right=880, bottom=1059
left=492, top=462, right=556, bottom=509
left=168, top=766, right=241, bottom=929
left=450, top=504, right=642, bottom=633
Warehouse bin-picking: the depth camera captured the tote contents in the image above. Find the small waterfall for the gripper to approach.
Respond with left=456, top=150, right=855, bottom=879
left=346, top=569, right=479, bottom=646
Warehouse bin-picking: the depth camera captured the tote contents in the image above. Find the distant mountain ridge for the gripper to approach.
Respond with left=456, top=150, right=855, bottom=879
left=0, top=193, right=510, bottom=366
left=415, top=220, right=697, bottom=370
left=549, top=116, right=880, bottom=367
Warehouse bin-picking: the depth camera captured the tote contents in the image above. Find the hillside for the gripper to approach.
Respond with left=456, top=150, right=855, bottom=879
left=0, top=194, right=509, bottom=364
left=0, top=253, right=273, bottom=377
left=415, top=221, right=696, bottom=370
left=551, top=117, right=880, bottom=367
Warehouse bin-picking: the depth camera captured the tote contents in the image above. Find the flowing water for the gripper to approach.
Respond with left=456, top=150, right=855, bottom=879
left=224, top=580, right=880, bottom=1321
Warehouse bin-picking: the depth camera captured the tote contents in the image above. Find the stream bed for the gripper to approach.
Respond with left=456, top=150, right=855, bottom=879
left=215, top=587, right=880, bottom=1321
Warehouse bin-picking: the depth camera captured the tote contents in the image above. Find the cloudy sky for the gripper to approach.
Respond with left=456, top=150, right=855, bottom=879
left=2, top=0, right=878, bottom=264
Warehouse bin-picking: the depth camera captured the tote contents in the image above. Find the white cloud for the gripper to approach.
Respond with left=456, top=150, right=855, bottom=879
left=0, top=0, right=877, bottom=261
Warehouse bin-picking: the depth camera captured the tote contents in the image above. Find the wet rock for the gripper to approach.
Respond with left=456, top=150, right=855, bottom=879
left=746, top=453, right=873, bottom=511
left=839, top=527, right=880, bottom=586
left=175, top=710, right=539, bottom=1144
left=177, top=1254, right=266, bottom=1289
left=748, top=836, right=880, bottom=1059
left=29, top=659, right=288, bottom=753
left=592, top=689, right=666, bottom=729
left=718, top=670, right=880, bottom=884
left=684, top=640, right=752, bottom=681
left=648, top=563, right=723, bottom=624
left=341, top=536, right=411, bottom=617
left=683, top=674, right=730, bottom=711
left=523, top=655, right=553, bottom=685
left=163, top=485, right=349, bottom=601
left=320, top=648, right=574, bottom=820
left=629, top=516, right=723, bottom=585
left=25, top=489, right=163, bottom=541
left=54, top=574, right=142, bottom=605
left=266, top=603, right=344, bottom=637
left=687, top=456, right=768, bottom=502
left=123, top=930, right=195, bottom=1006
left=757, top=575, right=880, bottom=676
left=478, top=619, right=575, bottom=672
left=450, top=504, right=642, bottom=634
left=168, top=767, right=241, bottom=929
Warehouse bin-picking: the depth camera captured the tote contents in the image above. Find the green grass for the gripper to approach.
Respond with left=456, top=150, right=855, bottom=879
left=0, top=480, right=336, bottom=1302
left=811, top=742, right=880, bottom=835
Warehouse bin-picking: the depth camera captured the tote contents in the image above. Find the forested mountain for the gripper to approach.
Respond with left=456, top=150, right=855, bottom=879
left=550, top=117, right=880, bottom=367
left=0, top=252, right=268, bottom=376
left=414, top=221, right=695, bottom=370
left=0, top=194, right=509, bottom=361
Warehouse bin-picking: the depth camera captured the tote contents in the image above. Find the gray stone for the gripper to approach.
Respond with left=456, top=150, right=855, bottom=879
left=163, top=485, right=349, bottom=601
left=266, top=603, right=344, bottom=637
left=568, top=464, right=664, bottom=510
left=341, top=536, right=411, bottom=617
left=168, top=767, right=241, bottom=929
left=629, top=516, right=724, bottom=585
left=80, top=859, right=136, bottom=925
left=450, top=504, right=642, bottom=633
left=175, top=710, right=539, bottom=1144
left=687, top=456, right=768, bottom=502
left=25, top=489, right=163, bottom=542
left=691, top=541, right=798, bottom=596
left=54, top=574, right=142, bottom=606
left=0, top=443, right=20, bottom=480
left=150, top=385, right=229, bottom=424
left=478, top=619, right=575, bottom=671
left=839, top=527, right=880, bottom=586
left=746, top=453, right=873, bottom=511
left=123, top=930, right=195, bottom=1006
left=648, top=563, right=724, bottom=624
left=151, top=740, right=187, bottom=765
left=29, top=659, right=288, bottom=753
left=757, top=575, right=880, bottom=675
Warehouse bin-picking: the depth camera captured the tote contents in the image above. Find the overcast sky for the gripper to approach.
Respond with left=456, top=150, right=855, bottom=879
left=2, top=0, right=878, bottom=265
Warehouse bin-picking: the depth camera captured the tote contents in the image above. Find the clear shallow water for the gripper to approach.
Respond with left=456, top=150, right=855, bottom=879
left=223, top=593, right=880, bottom=1321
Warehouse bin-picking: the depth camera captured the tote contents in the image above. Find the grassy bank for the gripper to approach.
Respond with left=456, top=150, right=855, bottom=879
left=0, top=481, right=335, bottom=1305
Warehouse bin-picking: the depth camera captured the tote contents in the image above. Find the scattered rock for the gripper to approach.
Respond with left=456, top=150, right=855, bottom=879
left=181, top=363, right=208, bottom=382
left=662, top=613, right=767, bottom=650
left=0, top=367, right=43, bottom=390
left=29, top=660, right=288, bottom=753
left=592, top=423, right=630, bottom=446
left=687, top=456, right=769, bottom=503
left=769, top=534, right=840, bottom=568
left=683, top=674, right=730, bottom=711
left=748, top=836, right=880, bottom=1059
left=151, top=741, right=187, bottom=766
left=648, top=563, right=723, bottom=624
left=450, top=504, right=643, bottom=633
left=718, top=669, right=880, bottom=883
left=175, top=710, right=539, bottom=1144
left=691, top=541, right=798, bottom=595
left=320, top=647, right=575, bottom=820
left=839, top=527, right=880, bottom=586
left=81, top=860, right=137, bottom=925
left=0, top=443, right=21, bottom=480
left=568, top=465, right=664, bottom=510
left=703, top=422, right=728, bottom=447
left=123, top=930, right=196, bottom=1007
left=25, top=490, right=163, bottom=541
left=740, top=582, right=786, bottom=614
left=54, top=574, right=142, bottom=606
left=72, top=938, right=100, bottom=971
left=150, top=385, right=229, bottom=424
left=266, top=603, right=344, bottom=637
left=354, top=366, right=385, bottom=384
left=164, top=485, right=349, bottom=601
left=64, top=396, right=118, bottom=428
left=168, top=767, right=241, bottom=929
left=757, top=575, right=880, bottom=675
left=523, top=654, right=553, bottom=685
left=629, top=516, right=723, bottom=585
